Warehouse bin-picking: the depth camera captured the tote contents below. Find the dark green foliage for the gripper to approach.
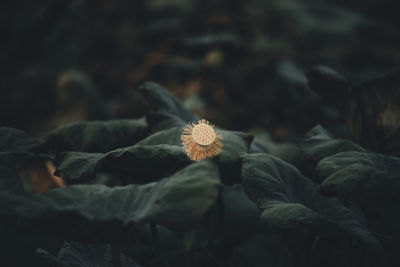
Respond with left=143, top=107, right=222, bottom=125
left=294, top=125, right=366, bottom=180
left=0, top=161, right=220, bottom=243
left=0, top=127, right=41, bottom=153
left=0, top=127, right=49, bottom=168
left=55, top=144, right=190, bottom=185
left=37, top=242, right=141, bottom=267
left=140, top=82, right=199, bottom=132
left=249, top=125, right=366, bottom=182
left=307, top=67, right=400, bottom=156
left=0, top=82, right=398, bottom=266
left=54, top=152, right=102, bottom=184
left=241, top=153, right=386, bottom=267
left=317, top=152, right=400, bottom=266
left=2, top=0, right=400, bottom=265
left=318, top=152, right=400, bottom=198
left=137, top=82, right=253, bottom=185
left=42, top=119, right=148, bottom=154
left=137, top=126, right=253, bottom=165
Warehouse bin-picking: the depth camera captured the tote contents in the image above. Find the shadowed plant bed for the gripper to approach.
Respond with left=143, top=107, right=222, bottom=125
left=0, top=82, right=399, bottom=267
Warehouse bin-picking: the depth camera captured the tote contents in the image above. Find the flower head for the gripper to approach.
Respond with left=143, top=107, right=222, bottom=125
left=181, top=119, right=222, bottom=161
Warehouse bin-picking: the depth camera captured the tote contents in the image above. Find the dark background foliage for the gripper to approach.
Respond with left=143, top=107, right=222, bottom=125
left=1, top=0, right=400, bottom=266
left=1, top=0, right=400, bottom=142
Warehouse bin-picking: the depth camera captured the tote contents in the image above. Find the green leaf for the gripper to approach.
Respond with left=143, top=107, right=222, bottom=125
left=218, top=185, right=262, bottom=242
left=0, top=127, right=40, bottom=152
left=296, top=125, right=366, bottom=180
left=55, top=144, right=190, bottom=185
left=139, top=82, right=198, bottom=132
left=37, top=241, right=140, bottom=267
left=136, top=126, right=251, bottom=184
left=259, top=202, right=320, bottom=229
left=54, top=152, right=103, bottom=183
left=218, top=130, right=252, bottom=163
left=137, top=126, right=252, bottom=162
left=42, top=118, right=148, bottom=153
left=241, top=153, right=385, bottom=267
left=317, top=152, right=400, bottom=183
left=301, top=125, right=365, bottom=161
left=138, top=82, right=253, bottom=175
left=0, top=127, right=49, bottom=168
left=251, top=125, right=366, bottom=182
left=1, top=161, right=221, bottom=243
left=317, top=152, right=400, bottom=243
left=136, top=127, right=184, bottom=147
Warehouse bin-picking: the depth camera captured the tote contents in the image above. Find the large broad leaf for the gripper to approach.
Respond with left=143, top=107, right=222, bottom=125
left=0, top=167, right=64, bottom=266
left=136, top=126, right=184, bottom=147
left=42, top=118, right=148, bottom=154
left=55, top=144, right=190, bottom=185
left=139, top=82, right=198, bottom=132
left=317, top=152, right=400, bottom=185
left=0, top=127, right=49, bottom=168
left=0, top=127, right=40, bottom=152
left=139, top=81, right=253, bottom=174
left=123, top=185, right=264, bottom=267
left=137, top=127, right=251, bottom=162
left=0, top=128, right=63, bottom=193
left=241, top=153, right=385, bottom=267
left=300, top=125, right=365, bottom=159
left=317, top=151, right=400, bottom=266
left=217, top=131, right=252, bottom=163
left=205, top=184, right=262, bottom=245
left=211, top=183, right=297, bottom=267
left=248, top=131, right=298, bottom=159
left=137, top=125, right=252, bottom=184
left=249, top=125, right=365, bottom=182
left=207, top=185, right=277, bottom=267
left=54, top=122, right=251, bottom=186
left=37, top=242, right=140, bottom=267
left=317, top=151, right=400, bottom=265
left=296, top=125, right=366, bottom=180
left=0, top=161, right=220, bottom=243
left=215, top=130, right=253, bottom=185
left=54, top=152, right=103, bottom=184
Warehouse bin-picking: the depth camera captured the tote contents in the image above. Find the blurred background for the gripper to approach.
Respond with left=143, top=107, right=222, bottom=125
left=1, top=0, right=399, bottom=148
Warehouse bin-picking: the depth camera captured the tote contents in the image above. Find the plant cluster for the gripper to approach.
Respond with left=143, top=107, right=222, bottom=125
left=0, top=82, right=399, bottom=267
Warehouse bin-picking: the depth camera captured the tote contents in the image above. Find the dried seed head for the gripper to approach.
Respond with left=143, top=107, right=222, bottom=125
left=181, top=119, right=223, bottom=161
left=192, top=123, right=216, bottom=145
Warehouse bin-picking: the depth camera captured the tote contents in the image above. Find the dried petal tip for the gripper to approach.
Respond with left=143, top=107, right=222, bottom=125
left=181, top=119, right=223, bottom=161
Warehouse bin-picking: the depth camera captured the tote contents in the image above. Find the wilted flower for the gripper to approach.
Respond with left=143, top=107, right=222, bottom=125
left=181, top=119, right=223, bottom=161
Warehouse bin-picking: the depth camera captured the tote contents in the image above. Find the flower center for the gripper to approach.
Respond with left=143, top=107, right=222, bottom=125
left=192, top=123, right=216, bottom=146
